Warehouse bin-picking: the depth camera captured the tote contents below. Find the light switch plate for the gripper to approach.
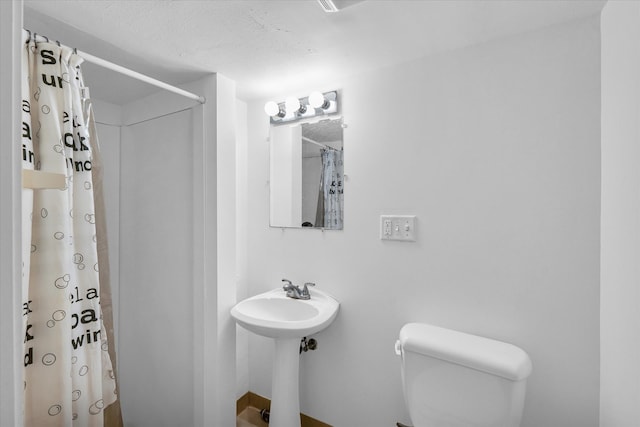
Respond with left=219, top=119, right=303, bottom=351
left=380, top=215, right=417, bottom=241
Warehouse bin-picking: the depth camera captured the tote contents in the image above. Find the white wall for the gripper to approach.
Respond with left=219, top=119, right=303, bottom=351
left=213, top=73, right=239, bottom=427
left=236, top=99, right=250, bottom=398
left=242, top=17, right=601, bottom=427
left=0, top=1, right=24, bottom=426
left=600, top=1, right=640, bottom=425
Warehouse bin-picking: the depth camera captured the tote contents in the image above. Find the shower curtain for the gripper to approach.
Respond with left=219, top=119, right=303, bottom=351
left=21, top=35, right=121, bottom=427
left=315, top=148, right=344, bottom=229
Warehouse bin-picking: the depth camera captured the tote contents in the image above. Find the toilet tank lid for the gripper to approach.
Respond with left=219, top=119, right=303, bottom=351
left=399, top=323, right=532, bottom=381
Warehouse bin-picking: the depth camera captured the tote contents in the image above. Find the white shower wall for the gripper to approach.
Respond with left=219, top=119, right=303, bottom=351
left=93, top=99, right=196, bottom=427
left=91, top=73, right=238, bottom=427
left=120, top=110, right=196, bottom=427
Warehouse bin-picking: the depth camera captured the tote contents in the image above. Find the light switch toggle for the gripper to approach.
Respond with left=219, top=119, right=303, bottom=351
left=380, top=215, right=417, bottom=241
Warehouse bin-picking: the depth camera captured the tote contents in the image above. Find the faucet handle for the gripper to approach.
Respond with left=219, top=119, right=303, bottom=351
left=302, top=282, right=315, bottom=296
left=282, top=279, right=298, bottom=298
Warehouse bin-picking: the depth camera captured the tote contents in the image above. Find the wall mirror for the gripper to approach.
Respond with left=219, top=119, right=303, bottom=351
left=270, top=117, right=344, bottom=229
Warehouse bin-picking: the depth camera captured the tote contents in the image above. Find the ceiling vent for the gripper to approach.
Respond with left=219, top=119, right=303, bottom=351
left=317, top=0, right=340, bottom=13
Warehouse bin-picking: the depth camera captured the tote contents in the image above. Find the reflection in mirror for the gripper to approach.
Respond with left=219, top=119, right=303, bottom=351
left=270, top=117, right=343, bottom=229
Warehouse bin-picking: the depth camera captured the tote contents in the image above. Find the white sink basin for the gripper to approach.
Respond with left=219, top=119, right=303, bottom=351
left=231, top=288, right=339, bottom=339
left=231, top=287, right=340, bottom=427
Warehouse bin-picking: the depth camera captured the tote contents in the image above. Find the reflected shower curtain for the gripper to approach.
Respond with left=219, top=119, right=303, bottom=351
left=315, top=148, right=344, bottom=229
left=21, top=35, right=120, bottom=426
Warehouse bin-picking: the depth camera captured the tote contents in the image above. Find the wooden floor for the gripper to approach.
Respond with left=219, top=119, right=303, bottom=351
left=236, top=407, right=269, bottom=427
left=236, top=392, right=331, bottom=427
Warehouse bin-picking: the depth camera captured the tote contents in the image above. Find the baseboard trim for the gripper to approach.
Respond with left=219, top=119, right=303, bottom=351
left=237, top=391, right=332, bottom=427
left=237, top=392, right=251, bottom=416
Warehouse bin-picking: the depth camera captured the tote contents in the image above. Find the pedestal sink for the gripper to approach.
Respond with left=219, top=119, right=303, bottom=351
left=231, top=287, right=339, bottom=427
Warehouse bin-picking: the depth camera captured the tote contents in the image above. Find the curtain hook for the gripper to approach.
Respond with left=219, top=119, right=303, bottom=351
left=26, top=29, right=31, bottom=42
left=44, top=35, right=49, bottom=43
left=56, top=40, right=61, bottom=47
left=33, top=32, right=37, bottom=43
left=74, top=47, right=78, bottom=55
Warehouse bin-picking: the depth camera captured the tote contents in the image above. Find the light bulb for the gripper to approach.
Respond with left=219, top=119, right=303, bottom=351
left=285, top=97, right=301, bottom=114
left=308, top=91, right=326, bottom=109
left=264, top=101, right=281, bottom=117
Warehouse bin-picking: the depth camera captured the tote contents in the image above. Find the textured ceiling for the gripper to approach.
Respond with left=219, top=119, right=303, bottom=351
left=24, top=0, right=605, bottom=104
left=302, top=119, right=343, bottom=157
left=303, top=119, right=342, bottom=144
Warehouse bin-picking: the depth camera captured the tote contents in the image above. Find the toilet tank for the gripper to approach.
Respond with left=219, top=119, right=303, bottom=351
left=397, top=323, right=532, bottom=427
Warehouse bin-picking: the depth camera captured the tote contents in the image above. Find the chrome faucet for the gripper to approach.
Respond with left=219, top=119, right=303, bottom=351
left=282, top=279, right=315, bottom=300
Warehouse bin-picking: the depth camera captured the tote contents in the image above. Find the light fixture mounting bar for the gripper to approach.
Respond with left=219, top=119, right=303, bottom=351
left=267, top=91, right=339, bottom=125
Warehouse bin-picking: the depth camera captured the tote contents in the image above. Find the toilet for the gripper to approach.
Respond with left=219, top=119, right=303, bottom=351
left=396, top=323, right=532, bottom=427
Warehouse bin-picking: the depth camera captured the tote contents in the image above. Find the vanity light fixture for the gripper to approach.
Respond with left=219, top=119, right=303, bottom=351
left=264, top=90, right=338, bottom=124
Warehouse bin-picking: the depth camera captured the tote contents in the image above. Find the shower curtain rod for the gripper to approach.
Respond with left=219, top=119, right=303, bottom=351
left=23, top=29, right=206, bottom=104
left=302, top=136, right=333, bottom=150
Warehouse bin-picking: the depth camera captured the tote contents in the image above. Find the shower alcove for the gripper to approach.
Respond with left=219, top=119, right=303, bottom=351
left=4, top=6, right=239, bottom=426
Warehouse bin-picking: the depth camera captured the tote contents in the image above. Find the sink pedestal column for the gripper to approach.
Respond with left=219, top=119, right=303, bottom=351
left=270, top=337, right=301, bottom=427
